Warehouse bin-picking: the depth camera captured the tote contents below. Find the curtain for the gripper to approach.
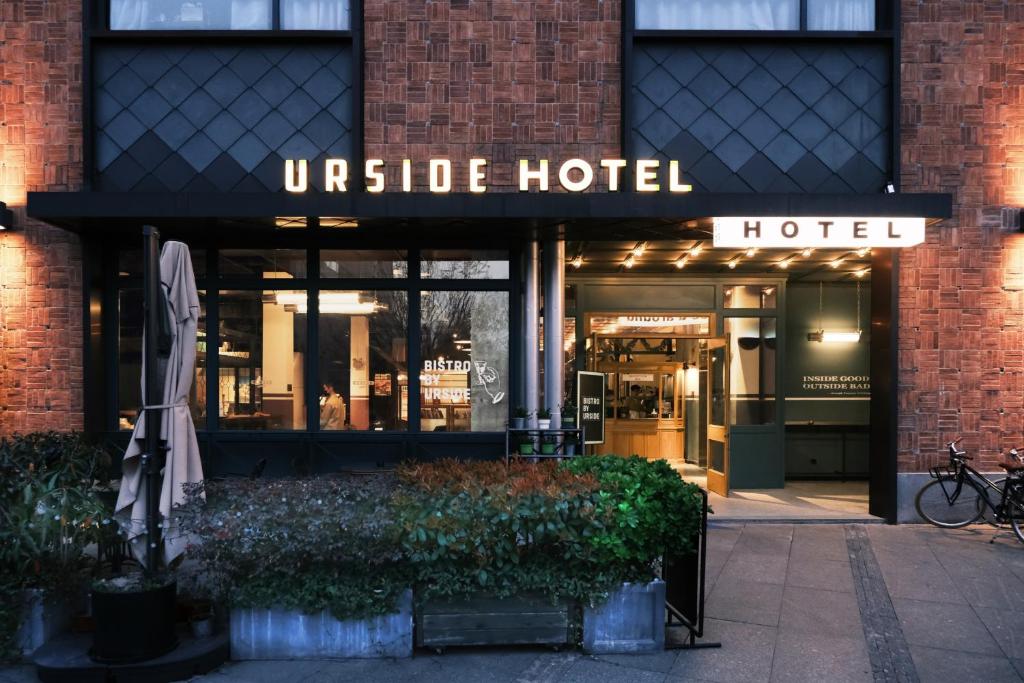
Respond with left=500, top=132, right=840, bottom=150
left=635, top=0, right=800, bottom=31
left=281, top=0, right=350, bottom=30
left=109, top=0, right=271, bottom=29
left=807, top=0, right=875, bottom=30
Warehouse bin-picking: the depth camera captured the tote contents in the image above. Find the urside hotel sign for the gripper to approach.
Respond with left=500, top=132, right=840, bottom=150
left=283, top=158, right=695, bottom=193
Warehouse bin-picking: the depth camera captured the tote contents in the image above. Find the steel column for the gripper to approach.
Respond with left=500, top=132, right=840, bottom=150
left=524, top=240, right=540, bottom=425
left=543, top=239, right=565, bottom=427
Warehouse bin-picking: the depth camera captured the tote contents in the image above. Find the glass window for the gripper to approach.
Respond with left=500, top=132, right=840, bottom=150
left=281, top=0, right=350, bottom=29
left=317, top=291, right=408, bottom=431
left=725, top=317, right=776, bottom=425
left=635, top=0, right=799, bottom=30
left=118, top=289, right=207, bottom=431
left=220, top=249, right=306, bottom=279
left=320, top=250, right=408, bottom=278
left=724, top=285, right=777, bottom=309
left=218, top=290, right=307, bottom=430
left=420, top=291, right=509, bottom=432
left=110, top=0, right=273, bottom=30
left=807, top=0, right=874, bottom=30
left=421, top=249, right=509, bottom=280
left=589, top=314, right=711, bottom=336
left=119, top=248, right=206, bottom=278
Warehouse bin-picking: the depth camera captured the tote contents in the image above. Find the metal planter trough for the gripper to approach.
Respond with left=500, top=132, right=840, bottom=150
left=582, top=580, right=666, bottom=654
left=416, top=593, right=572, bottom=651
left=230, top=589, right=413, bottom=659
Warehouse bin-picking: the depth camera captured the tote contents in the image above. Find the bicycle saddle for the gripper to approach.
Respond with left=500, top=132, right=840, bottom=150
left=999, top=458, right=1024, bottom=472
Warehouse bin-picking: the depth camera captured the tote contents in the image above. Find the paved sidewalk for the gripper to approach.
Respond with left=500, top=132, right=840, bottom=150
left=4, top=523, right=1024, bottom=682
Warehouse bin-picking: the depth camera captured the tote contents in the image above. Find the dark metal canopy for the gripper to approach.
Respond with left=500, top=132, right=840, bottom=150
left=28, top=191, right=952, bottom=240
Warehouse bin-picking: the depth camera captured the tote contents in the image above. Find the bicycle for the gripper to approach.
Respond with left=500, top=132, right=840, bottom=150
left=915, top=438, right=1024, bottom=543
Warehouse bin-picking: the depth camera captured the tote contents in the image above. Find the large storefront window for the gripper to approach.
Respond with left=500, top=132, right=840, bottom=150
left=118, top=289, right=207, bottom=431
left=317, top=291, right=408, bottom=431
left=421, top=249, right=510, bottom=280
left=320, top=250, right=407, bottom=278
left=634, top=0, right=874, bottom=31
left=420, top=291, right=509, bottom=432
left=218, top=290, right=307, bottom=430
left=725, top=317, right=776, bottom=425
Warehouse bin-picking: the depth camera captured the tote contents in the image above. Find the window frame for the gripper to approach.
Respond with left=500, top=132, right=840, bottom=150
left=631, top=0, right=891, bottom=34
left=112, top=243, right=514, bottom=435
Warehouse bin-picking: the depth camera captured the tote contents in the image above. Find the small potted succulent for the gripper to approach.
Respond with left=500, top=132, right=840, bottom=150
left=511, top=406, right=530, bottom=430
left=536, top=407, right=552, bottom=430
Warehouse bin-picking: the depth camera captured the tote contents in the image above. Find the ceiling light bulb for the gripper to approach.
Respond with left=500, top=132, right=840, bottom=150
left=778, top=258, right=790, bottom=270
left=571, top=254, right=583, bottom=269
left=854, top=268, right=868, bottom=278
left=690, top=244, right=703, bottom=257
left=802, top=248, right=814, bottom=257
left=623, top=253, right=635, bottom=268
left=675, top=256, right=688, bottom=269
left=857, top=247, right=871, bottom=257
left=830, top=258, right=844, bottom=268
left=633, top=242, right=646, bottom=257
left=745, top=247, right=757, bottom=257
left=727, top=259, right=738, bottom=270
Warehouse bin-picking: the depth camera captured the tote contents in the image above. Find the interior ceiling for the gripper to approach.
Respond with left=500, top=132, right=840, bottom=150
left=565, top=240, right=872, bottom=281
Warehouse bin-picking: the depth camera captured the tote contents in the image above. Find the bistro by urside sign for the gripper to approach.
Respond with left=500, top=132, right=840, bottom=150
left=283, top=158, right=694, bottom=193
left=712, top=217, right=926, bottom=249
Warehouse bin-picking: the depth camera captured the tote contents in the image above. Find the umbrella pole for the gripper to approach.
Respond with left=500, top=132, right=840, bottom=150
left=142, top=225, right=163, bottom=575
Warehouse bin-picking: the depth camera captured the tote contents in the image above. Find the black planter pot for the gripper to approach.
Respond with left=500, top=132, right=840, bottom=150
left=90, top=580, right=178, bottom=663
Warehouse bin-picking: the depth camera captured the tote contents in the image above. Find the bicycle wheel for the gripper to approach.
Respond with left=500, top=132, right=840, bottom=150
left=979, top=477, right=1007, bottom=527
left=1005, top=483, right=1024, bottom=543
left=916, top=477, right=985, bottom=528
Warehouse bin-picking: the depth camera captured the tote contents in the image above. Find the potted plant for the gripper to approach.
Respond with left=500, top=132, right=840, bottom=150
left=90, top=571, right=178, bottom=662
left=510, top=406, right=530, bottom=430
left=536, top=407, right=552, bottom=430
left=517, top=436, right=535, bottom=456
left=540, top=433, right=558, bottom=455
left=561, top=402, right=577, bottom=428
left=564, top=435, right=578, bottom=457
left=175, top=478, right=413, bottom=659
left=0, top=432, right=112, bottom=658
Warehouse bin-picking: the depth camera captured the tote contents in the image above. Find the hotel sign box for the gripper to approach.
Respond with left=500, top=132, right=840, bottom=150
left=713, top=217, right=926, bottom=249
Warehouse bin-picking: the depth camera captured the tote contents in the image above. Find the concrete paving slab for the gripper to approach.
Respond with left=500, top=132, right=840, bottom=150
left=910, top=645, right=1022, bottom=683
left=717, top=551, right=789, bottom=585
left=769, top=631, right=871, bottom=683
left=704, top=576, right=784, bottom=627
left=871, top=547, right=968, bottom=604
left=975, top=607, right=1024, bottom=660
left=785, top=556, right=855, bottom=593
left=778, top=585, right=862, bottom=637
left=892, top=597, right=1004, bottom=656
left=559, top=657, right=668, bottom=683
left=667, top=618, right=776, bottom=683
left=731, top=525, right=794, bottom=555
left=594, top=649, right=680, bottom=674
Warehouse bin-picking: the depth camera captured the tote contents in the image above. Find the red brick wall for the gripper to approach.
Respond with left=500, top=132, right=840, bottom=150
left=363, top=0, right=621, bottom=191
left=0, top=0, right=84, bottom=435
left=899, top=0, right=1024, bottom=471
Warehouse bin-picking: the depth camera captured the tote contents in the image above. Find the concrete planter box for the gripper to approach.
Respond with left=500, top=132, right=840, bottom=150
left=582, top=580, right=666, bottom=654
left=416, top=593, right=572, bottom=650
left=230, top=589, right=413, bottom=659
left=16, top=588, right=77, bottom=656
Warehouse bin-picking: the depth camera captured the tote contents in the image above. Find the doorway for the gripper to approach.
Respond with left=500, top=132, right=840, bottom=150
left=585, top=312, right=730, bottom=496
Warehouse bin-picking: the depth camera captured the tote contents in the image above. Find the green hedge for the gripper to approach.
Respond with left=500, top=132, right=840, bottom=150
left=177, top=455, right=705, bottom=621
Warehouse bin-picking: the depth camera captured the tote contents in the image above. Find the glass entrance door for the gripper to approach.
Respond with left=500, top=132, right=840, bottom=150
left=706, top=337, right=730, bottom=496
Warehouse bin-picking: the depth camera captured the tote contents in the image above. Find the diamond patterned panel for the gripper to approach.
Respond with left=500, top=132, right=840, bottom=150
left=94, top=43, right=353, bottom=192
left=631, top=40, right=891, bottom=193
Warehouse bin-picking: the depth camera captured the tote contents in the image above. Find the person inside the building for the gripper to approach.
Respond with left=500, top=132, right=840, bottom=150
left=319, top=381, right=347, bottom=430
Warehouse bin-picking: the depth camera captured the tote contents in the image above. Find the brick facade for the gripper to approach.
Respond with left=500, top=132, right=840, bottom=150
left=363, top=0, right=621, bottom=191
left=898, top=0, right=1024, bottom=471
left=0, top=0, right=85, bottom=435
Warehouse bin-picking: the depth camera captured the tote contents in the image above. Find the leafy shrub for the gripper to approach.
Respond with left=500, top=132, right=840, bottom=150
left=176, top=455, right=705, bottom=622
left=175, top=476, right=409, bottom=621
left=0, top=432, right=114, bottom=660
left=562, top=455, right=706, bottom=570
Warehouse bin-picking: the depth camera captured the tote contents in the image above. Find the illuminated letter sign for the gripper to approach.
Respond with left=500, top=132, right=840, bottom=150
left=712, top=217, right=926, bottom=248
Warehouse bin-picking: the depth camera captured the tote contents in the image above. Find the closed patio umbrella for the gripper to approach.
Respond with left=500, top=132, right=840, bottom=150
left=115, top=238, right=204, bottom=567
